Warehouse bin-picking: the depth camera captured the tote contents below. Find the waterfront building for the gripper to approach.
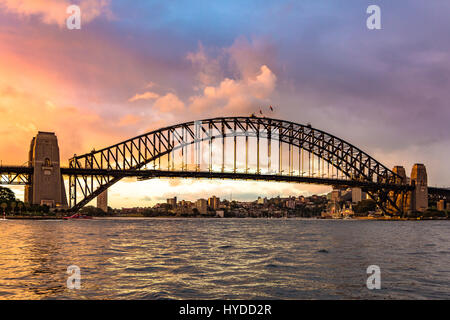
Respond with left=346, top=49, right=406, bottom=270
left=286, top=197, right=296, bottom=209
left=196, top=199, right=208, bottom=214
left=176, top=205, right=194, bottom=215
left=179, top=200, right=193, bottom=208
left=167, top=197, right=177, bottom=209
left=331, top=190, right=341, bottom=202
left=351, top=188, right=367, bottom=203
left=257, top=197, right=267, bottom=205
left=208, top=196, right=220, bottom=210
left=216, top=210, right=224, bottom=218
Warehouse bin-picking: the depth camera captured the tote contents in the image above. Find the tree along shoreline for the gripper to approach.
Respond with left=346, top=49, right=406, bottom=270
left=3, top=214, right=449, bottom=221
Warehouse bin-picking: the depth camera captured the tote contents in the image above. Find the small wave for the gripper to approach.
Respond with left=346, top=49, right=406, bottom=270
left=247, top=248, right=270, bottom=254
left=171, top=265, right=199, bottom=274
left=218, top=245, right=233, bottom=249
left=164, top=258, right=186, bottom=264
left=273, top=256, right=292, bottom=263
left=264, top=263, right=298, bottom=271
left=125, top=266, right=163, bottom=273
left=407, top=251, right=428, bottom=255
left=142, top=291, right=173, bottom=300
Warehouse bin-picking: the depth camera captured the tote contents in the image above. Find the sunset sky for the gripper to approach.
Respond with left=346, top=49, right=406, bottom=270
left=1, top=0, right=449, bottom=208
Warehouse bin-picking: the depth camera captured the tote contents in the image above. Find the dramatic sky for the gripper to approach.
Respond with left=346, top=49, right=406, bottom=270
left=1, top=0, right=449, bottom=207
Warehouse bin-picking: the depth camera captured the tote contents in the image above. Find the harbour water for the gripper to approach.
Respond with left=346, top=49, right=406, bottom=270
left=0, top=218, right=449, bottom=299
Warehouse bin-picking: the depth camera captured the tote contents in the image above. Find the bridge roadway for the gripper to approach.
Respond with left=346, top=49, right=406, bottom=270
left=3, top=165, right=450, bottom=197
left=0, top=166, right=33, bottom=174
left=3, top=165, right=450, bottom=195
left=428, top=187, right=450, bottom=198
left=1, top=165, right=416, bottom=191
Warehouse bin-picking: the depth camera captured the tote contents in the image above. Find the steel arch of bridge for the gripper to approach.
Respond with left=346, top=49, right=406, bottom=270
left=68, top=116, right=403, bottom=212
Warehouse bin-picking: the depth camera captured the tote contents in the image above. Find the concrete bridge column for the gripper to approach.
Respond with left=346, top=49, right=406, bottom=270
left=97, top=190, right=108, bottom=213
left=388, top=166, right=411, bottom=215
left=411, top=164, right=428, bottom=212
left=25, top=132, right=67, bottom=208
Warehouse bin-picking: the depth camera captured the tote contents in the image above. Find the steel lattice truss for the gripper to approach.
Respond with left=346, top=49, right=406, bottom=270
left=428, top=187, right=450, bottom=200
left=0, top=166, right=32, bottom=185
left=68, top=116, right=405, bottom=212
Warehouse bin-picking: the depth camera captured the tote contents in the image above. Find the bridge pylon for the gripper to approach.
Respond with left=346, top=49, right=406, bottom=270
left=24, top=132, right=67, bottom=208
left=387, top=166, right=411, bottom=216
left=97, top=190, right=108, bottom=212
left=411, top=164, right=428, bottom=212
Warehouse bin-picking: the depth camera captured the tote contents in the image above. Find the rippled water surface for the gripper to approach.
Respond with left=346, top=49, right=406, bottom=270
left=0, top=218, right=449, bottom=299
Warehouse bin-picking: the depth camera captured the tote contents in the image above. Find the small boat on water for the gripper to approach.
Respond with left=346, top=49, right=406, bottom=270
left=63, top=213, right=93, bottom=220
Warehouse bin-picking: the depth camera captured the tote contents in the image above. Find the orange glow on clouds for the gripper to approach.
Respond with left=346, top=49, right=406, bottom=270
left=0, top=0, right=112, bottom=26
left=0, top=5, right=327, bottom=206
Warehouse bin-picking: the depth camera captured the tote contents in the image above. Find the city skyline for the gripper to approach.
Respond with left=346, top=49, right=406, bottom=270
left=1, top=1, right=450, bottom=208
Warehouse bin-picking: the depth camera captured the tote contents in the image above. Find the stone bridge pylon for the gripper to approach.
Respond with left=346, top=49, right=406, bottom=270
left=24, top=132, right=68, bottom=208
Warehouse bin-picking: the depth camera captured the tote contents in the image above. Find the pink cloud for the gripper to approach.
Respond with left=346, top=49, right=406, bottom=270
left=0, top=84, right=122, bottom=164
left=226, top=36, right=277, bottom=79
left=153, top=93, right=185, bottom=113
left=119, top=114, right=141, bottom=127
left=188, top=64, right=277, bottom=115
left=186, top=43, right=225, bottom=86
left=182, top=38, right=278, bottom=116
left=128, top=91, right=160, bottom=102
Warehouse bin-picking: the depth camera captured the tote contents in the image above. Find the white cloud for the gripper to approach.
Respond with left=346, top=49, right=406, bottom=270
left=188, top=64, right=277, bottom=115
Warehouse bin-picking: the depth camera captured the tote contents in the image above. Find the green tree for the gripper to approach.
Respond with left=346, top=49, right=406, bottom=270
left=1, top=202, right=7, bottom=216
left=80, top=205, right=105, bottom=216
left=0, top=187, right=16, bottom=202
left=353, top=199, right=377, bottom=214
left=10, top=201, right=17, bottom=215
left=41, top=205, right=50, bottom=215
left=17, top=202, right=23, bottom=215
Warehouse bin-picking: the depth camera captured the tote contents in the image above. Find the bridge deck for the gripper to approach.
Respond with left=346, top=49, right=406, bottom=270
left=0, top=166, right=33, bottom=174
left=428, top=187, right=450, bottom=198
left=3, top=166, right=449, bottom=195
left=58, top=168, right=410, bottom=191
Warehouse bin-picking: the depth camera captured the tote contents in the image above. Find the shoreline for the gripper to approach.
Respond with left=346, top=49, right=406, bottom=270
left=3, top=215, right=448, bottom=221
left=4, top=216, right=63, bottom=220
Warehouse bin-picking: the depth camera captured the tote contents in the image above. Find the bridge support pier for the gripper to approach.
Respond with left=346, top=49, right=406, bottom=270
left=384, top=164, right=428, bottom=216
left=387, top=166, right=411, bottom=216
left=97, top=190, right=108, bottom=213
left=25, top=132, right=67, bottom=208
left=411, top=164, right=428, bottom=212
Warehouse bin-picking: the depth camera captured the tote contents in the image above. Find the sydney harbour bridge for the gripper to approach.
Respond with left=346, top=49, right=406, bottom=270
left=0, top=116, right=449, bottom=216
